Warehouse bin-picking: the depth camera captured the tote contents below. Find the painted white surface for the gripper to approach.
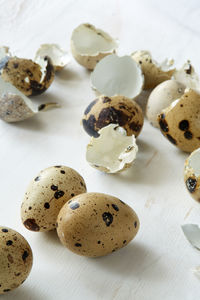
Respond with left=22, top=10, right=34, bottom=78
left=1, top=0, right=200, bottom=299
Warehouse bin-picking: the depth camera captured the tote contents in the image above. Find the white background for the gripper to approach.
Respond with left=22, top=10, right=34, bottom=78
left=1, top=0, right=200, bottom=299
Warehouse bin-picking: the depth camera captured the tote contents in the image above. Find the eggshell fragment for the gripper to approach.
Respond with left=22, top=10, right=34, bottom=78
left=56, top=192, right=139, bottom=257
left=184, top=148, right=200, bottom=202
left=1, top=56, right=55, bottom=96
left=71, top=23, right=118, bottom=70
left=0, top=46, right=11, bottom=72
left=21, top=166, right=87, bottom=232
left=86, top=124, right=138, bottom=173
left=173, top=61, right=200, bottom=89
left=35, top=44, right=70, bottom=71
left=146, top=80, right=185, bottom=127
left=91, top=54, right=144, bottom=98
left=131, top=50, right=175, bottom=90
left=82, top=95, right=144, bottom=137
left=158, top=89, right=200, bottom=152
left=0, top=226, right=33, bottom=294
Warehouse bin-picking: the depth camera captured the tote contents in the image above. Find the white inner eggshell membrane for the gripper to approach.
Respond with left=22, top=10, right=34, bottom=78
left=173, top=61, right=200, bottom=89
left=91, top=54, right=144, bottom=98
left=35, top=44, right=70, bottom=68
left=188, top=148, right=200, bottom=177
left=71, top=24, right=117, bottom=56
left=182, top=224, right=200, bottom=250
left=86, top=124, right=138, bottom=173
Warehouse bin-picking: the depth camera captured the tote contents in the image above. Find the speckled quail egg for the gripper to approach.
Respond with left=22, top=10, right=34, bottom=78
left=1, top=56, right=55, bottom=96
left=71, top=23, right=118, bottom=70
left=0, top=226, right=33, bottom=295
left=82, top=95, right=144, bottom=138
left=184, top=148, right=200, bottom=202
left=158, top=88, right=200, bottom=153
left=56, top=192, right=139, bottom=257
left=131, top=50, right=175, bottom=90
left=21, top=166, right=87, bottom=232
left=146, top=80, right=186, bottom=127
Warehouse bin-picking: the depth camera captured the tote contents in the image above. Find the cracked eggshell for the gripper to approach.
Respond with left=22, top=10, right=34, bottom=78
left=35, top=44, right=70, bottom=71
left=56, top=192, right=139, bottom=257
left=146, top=80, right=186, bottom=127
left=71, top=23, right=118, bottom=70
left=0, top=226, right=33, bottom=295
left=184, top=148, right=200, bottom=202
left=1, top=56, right=55, bottom=96
left=131, top=50, right=175, bottom=90
left=86, top=124, right=138, bottom=173
left=91, top=54, right=144, bottom=99
left=82, top=95, right=144, bottom=138
left=158, top=89, right=200, bottom=153
left=173, top=61, right=200, bottom=89
left=21, top=166, right=87, bottom=232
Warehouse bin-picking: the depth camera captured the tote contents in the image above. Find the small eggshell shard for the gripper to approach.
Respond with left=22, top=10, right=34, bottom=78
left=146, top=80, right=186, bottom=127
left=173, top=61, right=200, bottom=89
left=182, top=224, right=200, bottom=250
left=157, top=89, right=200, bottom=153
left=91, top=54, right=144, bottom=99
left=82, top=95, right=144, bottom=137
left=21, top=166, right=87, bottom=232
left=131, top=50, right=175, bottom=90
left=56, top=192, right=139, bottom=257
left=0, top=46, right=11, bottom=73
left=1, top=56, right=55, bottom=96
left=35, top=44, right=70, bottom=71
left=71, top=23, right=118, bottom=70
left=0, top=226, right=33, bottom=295
left=184, top=148, right=200, bottom=202
left=86, top=124, right=138, bottom=173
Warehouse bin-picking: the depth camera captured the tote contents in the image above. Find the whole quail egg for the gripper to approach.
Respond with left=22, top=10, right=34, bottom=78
left=82, top=95, right=144, bottom=137
left=56, top=192, right=139, bottom=257
left=184, top=148, right=200, bottom=202
left=21, top=166, right=87, bottom=232
left=0, top=226, right=33, bottom=294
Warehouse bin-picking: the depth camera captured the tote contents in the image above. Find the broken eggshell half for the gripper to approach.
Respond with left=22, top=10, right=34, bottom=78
left=1, top=56, right=55, bottom=96
left=173, top=61, right=200, bottom=89
left=184, top=147, right=200, bottom=202
left=0, top=77, right=58, bottom=122
left=71, top=23, right=118, bottom=70
left=35, top=44, right=70, bottom=71
left=131, top=50, right=175, bottom=90
left=86, top=124, right=138, bottom=173
left=0, top=46, right=11, bottom=73
left=91, top=54, right=144, bottom=99
left=157, top=88, right=200, bottom=153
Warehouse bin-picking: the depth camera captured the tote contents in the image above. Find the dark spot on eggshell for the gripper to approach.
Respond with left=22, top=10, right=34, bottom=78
left=6, top=240, right=13, bottom=246
left=102, top=212, right=113, bottom=226
left=60, top=170, right=65, bottom=174
left=186, top=177, right=197, bottom=193
left=97, top=241, right=101, bottom=244
left=185, top=64, right=192, bottom=74
left=112, top=204, right=119, bottom=211
left=75, top=243, right=82, bottom=247
left=84, top=99, right=98, bottom=115
left=2, top=228, right=8, bottom=232
left=96, top=107, right=129, bottom=130
left=55, top=166, right=61, bottom=168
left=71, top=193, right=75, bottom=197
left=54, top=190, right=64, bottom=199
left=179, top=120, right=189, bottom=131
left=24, top=218, right=40, bottom=231
left=166, top=134, right=177, bottom=145
left=44, top=202, right=50, bottom=209
left=159, top=114, right=169, bottom=133
left=123, top=240, right=127, bottom=244
left=51, top=184, right=58, bottom=191
left=34, top=176, right=40, bottom=182
left=103, top=97, right=111, bottom=103
left=82, top=115, right=99, bottom=137
left=22, top=250, right=29, bottom=261
left=3, top=289, right=10, bottom=292
left=134, top=221, right=137, bottom=228
left=184, top=131, right=193, bottom=140
left=129, top=121, right=141, bottom=132
left=38, top=103, right=46, bottom=111
left=70, top=202, right=80, bottom=210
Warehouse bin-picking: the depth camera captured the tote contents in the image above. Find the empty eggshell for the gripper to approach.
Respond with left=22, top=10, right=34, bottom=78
left=0, top=226, right=33, bottom=295
left=158, top=88, right=200, bottom=152
left=146, top=80, right=186, bottom=127
left=173, top=61, right=200, bottom=89
left=82, top=95, right=144, bottom=137
left=131, top=50, right=175, bottom=90
left=0, top=77, right=58, bottom=123
left=21, top=166, right=87, bottom=232
left=1, top=56, right=55, bottom=96
left=91, top=54, right=144, bottom=99
left=56, top=192, right=139, bottom=257
left=86, top=124, right=138, bottom=173
left=71, top=23, right=118, bottom=70
left=184, top=148, right=200, bottom=202
left=35, top=44, right=70, bottom=71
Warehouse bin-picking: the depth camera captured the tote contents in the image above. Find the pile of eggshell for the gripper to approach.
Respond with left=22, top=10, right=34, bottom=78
left=1, top=22, right=200, bottom=294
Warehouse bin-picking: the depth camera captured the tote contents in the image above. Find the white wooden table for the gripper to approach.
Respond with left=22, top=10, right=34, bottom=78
left=1, top=0, right=200, bottom=299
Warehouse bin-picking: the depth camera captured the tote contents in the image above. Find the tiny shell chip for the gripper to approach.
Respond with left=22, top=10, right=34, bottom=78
left=56, top=192, right=140, bottom=257
left=86, top=124, right=138, bottom=173
left=35, top=44, right=70, bottom=71
left=131, top=50, right=175, bottom=90
left=146, top=80, right=185, bottom=127
left=182, top=224, right=200, bottom=250
left=91, top=54, right=144, bottom=99
left=173, top=61, right=200, bottom=89
left=71, top=23, right=118, bottom=70
left=0, top=226, right=33, bottom=294
left=157, top=88, right=200, bottom=153
left=184, top=148, right=200, bottom=202
left=0, top=46, right=11, bottom=73
left=21, top=166, right=87, bottom=232
left=82, top=95, right=144, bottom=137
left=1, top=56, right=55, bottom=96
